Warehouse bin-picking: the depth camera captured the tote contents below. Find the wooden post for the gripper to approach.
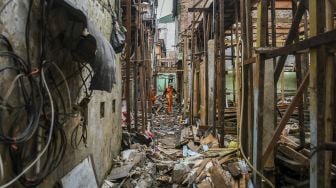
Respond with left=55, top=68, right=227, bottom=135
left=253, top=0, right=267, bottom=186
left=134, top=2, right=140, bottom=129
left=326, top=0, right=336, bottom=167
left=190, top=13, right=195, bottom=125
left=218, top=0, right=226, bottom=146
left=203, top=12, right=209, bottom=126
left=212, top=0, right=218, bottom=135
left=263, top=58, right=276, bottom=185
left=324, top=2, right=334, bottom=184
left=141, top=9, right=147, bottom=132
left=246, top=0, right=254, bottom=159
left=240, top=0, right=254, bottom=158
left=292, top=0, right=305, bottom=147
left=183, top=35, right=189, bottom=118
left=309, top=0, right=330, bottom=187
left=208, top=39, right=216, bottom=128
left=239, top=0, right=247, bottom=158
left=234, top=0, right=240, bottom=129
left=125, top=0, right=132, bottom=132
left=281, top=71, right=285, bottom=103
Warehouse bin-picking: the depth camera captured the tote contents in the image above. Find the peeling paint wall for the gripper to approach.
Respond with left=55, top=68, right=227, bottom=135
left=0, top=0, right=122, bottom=187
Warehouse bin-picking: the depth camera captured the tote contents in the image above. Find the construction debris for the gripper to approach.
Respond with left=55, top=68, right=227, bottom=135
left=103, top=108, right=253, bottom=188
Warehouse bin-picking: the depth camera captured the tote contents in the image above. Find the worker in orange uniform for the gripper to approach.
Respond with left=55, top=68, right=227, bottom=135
left=151, top=88, right=156, bottom=105
left=163, top=84, right=177, bottom=114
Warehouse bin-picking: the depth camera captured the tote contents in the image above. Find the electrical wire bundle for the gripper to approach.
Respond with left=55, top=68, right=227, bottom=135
left=0, top=0, right=87, bottom=187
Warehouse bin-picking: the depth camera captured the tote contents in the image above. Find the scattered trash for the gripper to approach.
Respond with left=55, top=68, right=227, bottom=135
left=103, top=103, right=253, bottom=188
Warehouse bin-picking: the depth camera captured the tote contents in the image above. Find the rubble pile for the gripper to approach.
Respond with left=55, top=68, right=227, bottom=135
left=274, top=101, right=336, bottom=186
left=276, top=125, right=336, bottom=186
left=103, top=107, right=254, bottom=188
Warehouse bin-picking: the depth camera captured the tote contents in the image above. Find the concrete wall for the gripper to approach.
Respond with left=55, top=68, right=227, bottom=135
left=0, top=0, right=122, bottom=187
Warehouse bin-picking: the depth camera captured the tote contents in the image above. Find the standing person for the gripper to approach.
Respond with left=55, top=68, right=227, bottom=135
left=151, top=88, right=156, bottom=105
left=163, top=84, right=177, bottom=114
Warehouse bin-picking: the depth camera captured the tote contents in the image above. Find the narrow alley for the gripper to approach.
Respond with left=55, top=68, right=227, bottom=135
left=0, top=0, right=336, bottom=188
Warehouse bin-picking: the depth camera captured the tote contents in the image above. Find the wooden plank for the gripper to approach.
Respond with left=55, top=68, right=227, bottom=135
left=195, top=158, right=211, bottom=183
left=278, top=145, right=309, bottom=166
left=210, top=161, right=228, bottom=188
left=262, top=73, right=309, bottom=166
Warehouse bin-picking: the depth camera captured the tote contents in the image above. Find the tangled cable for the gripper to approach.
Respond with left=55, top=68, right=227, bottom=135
left=0, top=0, right=83, bottom=187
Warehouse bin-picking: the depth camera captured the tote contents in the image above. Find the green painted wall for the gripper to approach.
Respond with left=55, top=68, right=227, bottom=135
left=226, top=71, right=297, bottom=101
left=156, top=73, right=177, bottom=94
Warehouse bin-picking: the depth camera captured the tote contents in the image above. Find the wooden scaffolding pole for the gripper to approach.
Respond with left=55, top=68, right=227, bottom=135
left=203, top=12, right=209, bottom=126
left=292, top=0, right=305, bottom=147
left=134, top=1, right=140, bottom=129
left=253, top=0, right=267, bottom=186
left=140, top=6, right=146, bottom=132
left=218, top=0, right=225, bottom=146
left=309, top=0, right=330, bottom=187
left=212, top=0, right=218, bottom=135
left=125, top=0, right=132, bottom=132
left=325, top=0, right=335, bottom=178
left=183, top=35, right=189, bottom=118
left=189, top=13, right=195, bottom=125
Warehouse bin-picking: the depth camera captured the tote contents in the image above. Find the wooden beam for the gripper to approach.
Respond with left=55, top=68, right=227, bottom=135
left=256, top=29, right=336, bottom=59
left=243, top=57, right=256, bottom=65
left=273, top=0, right=307, bottom=83
left=188, top=8, right=212, bottom=12
left=252, top=0, right=293, bottom=9
left=262, top=72, right=309, bottom=167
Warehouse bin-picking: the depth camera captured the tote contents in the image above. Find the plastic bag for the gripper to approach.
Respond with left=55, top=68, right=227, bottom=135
left=110, top=14, right=126, bottom=53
